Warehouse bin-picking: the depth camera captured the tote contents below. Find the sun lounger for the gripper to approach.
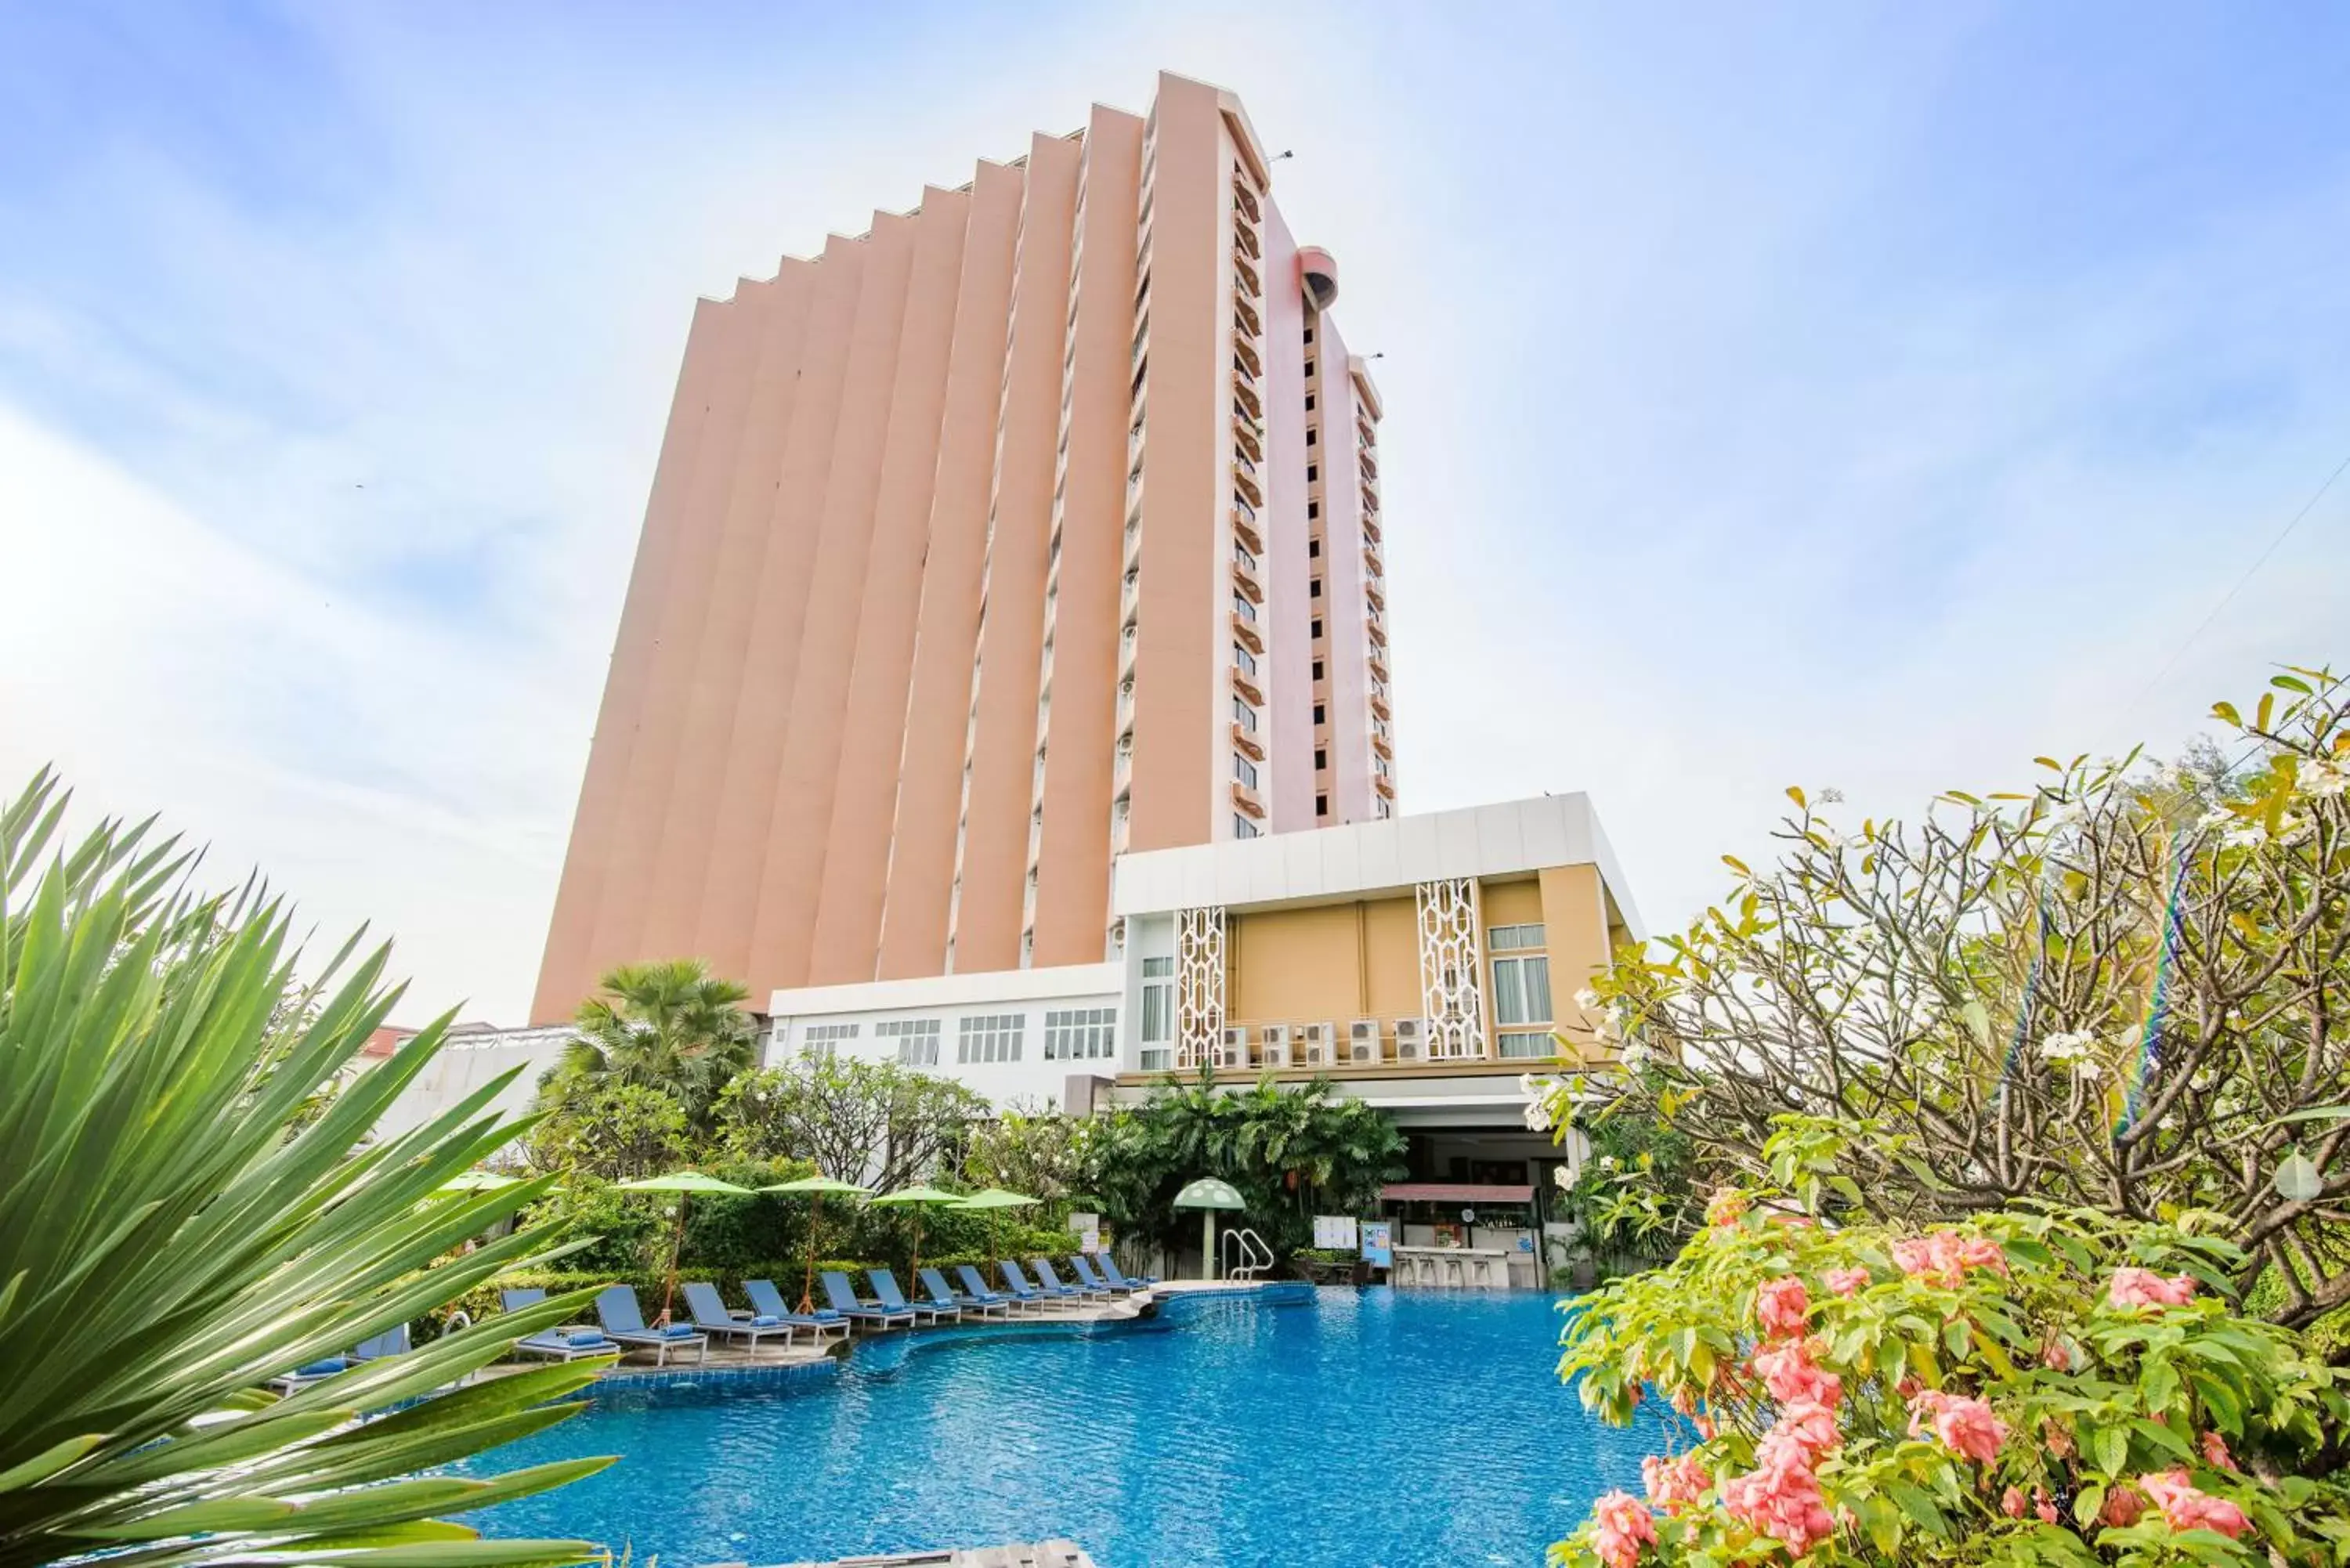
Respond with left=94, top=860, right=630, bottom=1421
left=499, top=1287, right=621, bottom=1363
left=267, top=1319, right=414, bottom=1392
left=595, top=1284, right=709, bottom=1366
left=1032, top=1257, right=1108, bottom=1302
left=1000, top=1259, right=1080, bottom=1308
left=870, top=1268, right=959, bottom=1325
left=682, top=1281, right=798, bottom=1353
left=1096, top=1255, right=1159, bottom=1291
left=820, top=1270, right=914, bottom=1330
left=743, top=1278, right=853, bottom=1343
left=922, top=1266, right=1011, bottom=1318
left=1067, top=1255, right=1136, bottom=1296
left=957, top=1263, right=1039, bottom=1315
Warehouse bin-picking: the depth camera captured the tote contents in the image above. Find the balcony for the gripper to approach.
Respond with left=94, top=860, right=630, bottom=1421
left=1359, top=448, right=1379, bottom=482
left=1232, top=555, right=1264, bottom=606
left=1372, top=728, right=1393, bottom=760
left=1364, top=542, right=1385, bottom=577
left=1230, top=720, right=1265, bottom=762
left=1365, top=616, right=1386, bottom=649
left=1234, top=221, right=1260, bottom=262
left=1231, top=665, right=1264, bottom=707
left=1231, top=608, right=1264, bottom=656
left=1361, top=483, right=1379, bottom=515
left=1231, top=779, right=1267, bottom=819
left=1360, top=510, right=1381, bottom=546
left=1233, top=254, right=1260, bottom=298
left=1231, top=503, right=1263, bottom=557
left=1233, top=295, right=1261, bottom=338
left=1232, top=178, right=1260, bottom=224
left=1365, top=576, right=1384, bottom=612
left=1233, top=336, right=1261, bottom=378
left=1373, top=771, right=1395, bottom=800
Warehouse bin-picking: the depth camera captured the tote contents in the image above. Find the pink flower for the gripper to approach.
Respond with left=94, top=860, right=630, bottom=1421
left=1755, top=1277, right=1810, bottom=1339
left=2200, top=1430, right=2236, bottom=1472
left=1722, top=1451, right=1836, bottom=1555
left=2106, top=1267, right=2196, bottom=1308
left=1643, top=1452, right=1710, bottom=1509
left=1692, top=1413, right=1717, bottom=1440
left=1706, top=1188, right=1750, bottom=1227
left=1893, top=1230, right=2006, bottom=1288
left=2041, top=1339, right=2070, bottom=1371
left=1767, top=1398, right=1841, bottom=1466
left=1908, top=1390, right=2008, bottom=1465
left=1823, top=1266, right=1871, bottom=1298
left=2044, top=1422, right=2075, bottom=1460
left=2101, top=1485, right=2145, bottom=1526
left=2034, top=1487, right=2058, bottom=1525
left=1591, top=1490, right=1659, bottom=1568
left=1753, top=1339, right=1842, bottom=1408
left=2138, top=1469, right=2249, bottom=1540
left=1955, top=1235, right=2009, bottom=1275
left=2001, top=1486, right=2026, bottom=1519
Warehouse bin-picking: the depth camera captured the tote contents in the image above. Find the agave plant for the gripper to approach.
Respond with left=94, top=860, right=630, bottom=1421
left=0, top=769, right=613, bottom=1567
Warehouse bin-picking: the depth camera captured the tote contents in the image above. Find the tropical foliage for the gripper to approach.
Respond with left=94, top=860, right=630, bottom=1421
left=538, top=958, right=757, bottom=1131
left=1092, top=1068, right=1408, bottom=1258
left=714, top=1055, right=990, bottom=1190
left=0, top=769, right=609, bottom=1568
left=1576, top=667, right=2350, bottom=1327
left=1549, top=1120, right=2350, bottom=1568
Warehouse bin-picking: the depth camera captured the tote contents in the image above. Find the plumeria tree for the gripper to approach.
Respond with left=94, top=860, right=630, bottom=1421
left=1576, top=667, right=2350, bottom=1326
left=1546, top=1121, right=2350, bottom=1567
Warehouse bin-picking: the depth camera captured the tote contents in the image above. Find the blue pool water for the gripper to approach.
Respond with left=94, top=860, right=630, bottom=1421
left=462, top=1287, right=1659, bottom=1566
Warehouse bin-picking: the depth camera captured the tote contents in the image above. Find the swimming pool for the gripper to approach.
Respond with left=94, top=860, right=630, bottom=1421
left=462, top=1286, right=1660, bottom=1566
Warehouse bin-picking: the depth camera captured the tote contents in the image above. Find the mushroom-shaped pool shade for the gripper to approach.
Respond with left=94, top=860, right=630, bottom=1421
left=1173, top=1178, right=1247, bottom=1281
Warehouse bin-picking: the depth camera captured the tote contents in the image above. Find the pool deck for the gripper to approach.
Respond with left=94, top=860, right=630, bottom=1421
left=528, top=1284, right=1264, bottom=1379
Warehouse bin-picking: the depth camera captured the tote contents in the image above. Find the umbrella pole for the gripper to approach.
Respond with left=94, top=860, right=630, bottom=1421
left=801, top=1192, right=822, bottom=1316
left=661, top=1196, right=689, bottom=1325
left=910, top=1209, right=922, bottom=1281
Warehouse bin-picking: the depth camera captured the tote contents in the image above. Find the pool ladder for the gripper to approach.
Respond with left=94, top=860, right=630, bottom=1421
left=1220, top=1227, right=1274, bottom=1281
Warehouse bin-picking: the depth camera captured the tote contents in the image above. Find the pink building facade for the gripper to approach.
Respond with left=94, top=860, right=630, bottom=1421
left=533, top=71, right=1394, bottom=1021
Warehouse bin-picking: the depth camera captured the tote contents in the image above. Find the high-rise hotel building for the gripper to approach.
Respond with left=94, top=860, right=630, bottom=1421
left=531, top=71, right=1396, bottom=1021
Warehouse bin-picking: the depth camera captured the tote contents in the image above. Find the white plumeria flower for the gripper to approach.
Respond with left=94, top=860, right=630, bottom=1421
left=1597, top=1154, right=1618, bottom=1171
left=2075, top=1059, right=2105, bottom=1082
left=1523, top=1099, right=1555, bottom=1132
left=1619, top=1040, right=1652, bottom=1072
left=1553, top=1165, right=1575, bottom=1190
left=1573, top=988, right=1601, bottom=1013
left=2037, top=1031, right=2095, bottom=1063
left=2223, top=824, right=2266, bottom=849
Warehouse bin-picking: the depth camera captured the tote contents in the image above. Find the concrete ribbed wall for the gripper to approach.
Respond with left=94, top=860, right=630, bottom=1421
left=532, top=71, right=1394, bottom=1021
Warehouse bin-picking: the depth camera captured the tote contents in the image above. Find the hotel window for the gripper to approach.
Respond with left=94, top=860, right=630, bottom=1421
left=1140, top=956, right=1174, bottom=1070
left=1307, top=464, right=1318, bottom=482
left=1310, top=578, right=1322, bottom=598
left=1316, top=793, right=1328, bottom=815
left=1303, top=327, right=1315, bottom=344
left=1232, top=696, right=1258, bottom=731
left=1233, top=592, right=1257, bottom=623
left=1306, top=393, right=1316, bottom=410
left=957, top=1013, right=1025, bottom=1064
left=1234, top=754, right=1259, bottom=789
left=877, top=1017, right=940, bottom=1067
left=1311, top=618, right=1323, bottom=638
left=1308, top=529, right=1320, bottom=548
left=1233, top=814, right=1260, bottom=840
left=1314, top=747, right=1327, bottom=771
left=1490, top=924, right=1553, bottom=1039
left=1313, top=702, right=1325, bottom=723
left=1312, top=659, right=1325, bottom=681
left=1043, top=1006, right=1116, bottom=1061
left=1233, top=642, right=1258, bottom=677
left=802, top=1022, right=859, bottom=1060
left=1499, top=1030, right=1556, bottom=1060
left=1307, top=428, right=1318, bottom=446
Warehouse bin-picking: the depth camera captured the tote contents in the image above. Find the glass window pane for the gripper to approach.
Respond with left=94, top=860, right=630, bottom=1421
left=1523, top=956, right=1553, bottom=1022
left=1492, top=959, right=1526, bottom=1026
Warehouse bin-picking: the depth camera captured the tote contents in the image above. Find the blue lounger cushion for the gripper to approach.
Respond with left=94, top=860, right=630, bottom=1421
left=750, top=1313, right=784, bottom=1327
left=657, top=1323, right=697, bottom=1339
left=563, top=1331, right=608, bottom=1347
left=295, top=1357, right=350, bottom=1378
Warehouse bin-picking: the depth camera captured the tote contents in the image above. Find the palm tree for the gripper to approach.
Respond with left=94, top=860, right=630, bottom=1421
left=543, top=958, right=757, bottom=1129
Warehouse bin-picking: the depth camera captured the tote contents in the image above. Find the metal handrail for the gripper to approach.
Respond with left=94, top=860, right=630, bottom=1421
left=1220, top=1227, right=1274, bottom=1281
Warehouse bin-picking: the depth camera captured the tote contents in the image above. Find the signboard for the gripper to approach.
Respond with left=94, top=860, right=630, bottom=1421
left=1312, top=1215, right=1358, bottom=1251
left=1071, top=1211, right=1101, bottom=1253
left=1360, top=1221, right=1394, bottom=1268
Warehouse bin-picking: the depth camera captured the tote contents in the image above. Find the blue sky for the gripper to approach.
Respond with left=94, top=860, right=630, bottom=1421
left=3, top=2, right=2346, bottom=1021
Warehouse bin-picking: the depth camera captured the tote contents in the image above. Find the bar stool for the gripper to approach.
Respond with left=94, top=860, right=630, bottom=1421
left=1469, top=1255, right=1495, bottom=1289
left=1440, top=1254, right=1466, bottom=1289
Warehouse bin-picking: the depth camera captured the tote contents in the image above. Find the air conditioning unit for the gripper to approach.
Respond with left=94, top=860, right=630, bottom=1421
left=1348, top=1019, right=1383, bottom=1063
left=1300, top=1021, right=1336, bottom=1065
left=1394, top=1017, right=1426, bottom=1063
left=1213, top=1026, right=1248, bottom=1069
left=1258, top=1024, right=1292, bottom=1068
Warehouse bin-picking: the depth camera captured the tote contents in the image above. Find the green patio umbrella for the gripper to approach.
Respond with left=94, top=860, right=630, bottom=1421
left=952, top=1187, right=1043, bottom=1276
left=870, top=1184, right=964, bottom=1279
left=614, top=1170, right=754, bottom=1323
left=1173, top=1176, right=1246, bottom=1281
left=761, top=1174, right=873, bottom=1313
